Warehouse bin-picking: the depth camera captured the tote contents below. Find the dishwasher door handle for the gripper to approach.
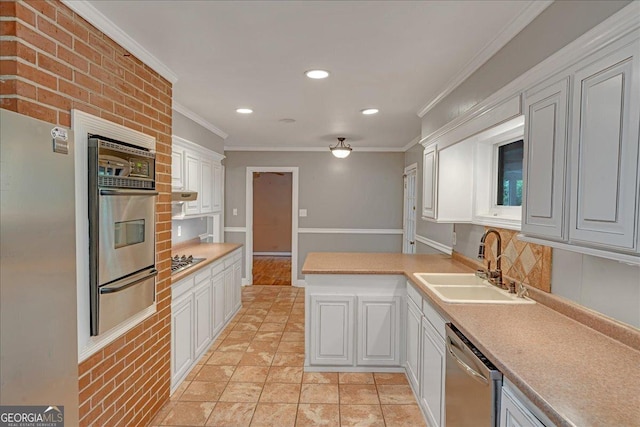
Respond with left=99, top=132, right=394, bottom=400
left=446, top=337, right=489, bottom=385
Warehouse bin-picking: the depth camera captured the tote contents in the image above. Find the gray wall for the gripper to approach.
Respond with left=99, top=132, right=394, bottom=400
left=224, top=151, right=405, bottom=279
left=410, top=0, right=639, bottom=327
left=173, top=110, right=225, bottom=154
left=172, top=217, right=208, bottom=245
left=421, top=0, right=631, bottom=137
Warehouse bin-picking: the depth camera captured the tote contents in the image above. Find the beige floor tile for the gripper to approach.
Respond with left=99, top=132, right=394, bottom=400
left=246, top=340, right=280, bottom=353
left=170, top=381, right=190, bottom=401
left=194, top=365, right=236, bottom=382
left=233, top=322, right=260, bottom=332
left=252, top=331, right=284, bottom=341
left=240, top=314, right=266, bottom=323
left=250, top=403, right=298, bottom=427
left=339, top=404, right=385, bottom=427
left=250, top=302, right=273, bottom=309
left=245, top=308, right=269, bottom=317
left=302, top=372, right=339, bottom=384
left=300, top=383, right=339, bottom=404
left=263, top=314, right=289, bottom=323
left=382, top=404, right=427, bottom=426
left=259, top=382, right=301, bottom=403
left=160, top=401, right=216, bottom=426
left=180, top=381, right=227, bottom=402
left=339, top=385, right=380, bottom=405
left=373, top=373, right=409, bottom=385
left=226, top=330, right=257, bottom=341
left=219, top=382, right=264, bottom=403
left=377, top=384, right=416, bottom=404
left=266, top=366, right=304, bottom=383
left=149, top=401, right=174, bottom=425
left=238, top=351, right=275, bottom=366
left=339, top=372, right=375, bottom=384
left=258, top=322, right=286, bottom=332
left=271, top=353, right=305, bottom=367
left=205, top=402, right=256, bottom=427
left=205, top=351, right=244, bottom=366
left=296, top=403, right=340, bottom=427
left=185, top=364, right=203, bottom=381
left=281, top=332, right=304, bottom=342
left=229, top=366, right=270, bottom=383
left=277, top=341, right=305, bottom=353
left=217, top=340, right=251, bottom=352
left=284, top=322, right=304, bottom=332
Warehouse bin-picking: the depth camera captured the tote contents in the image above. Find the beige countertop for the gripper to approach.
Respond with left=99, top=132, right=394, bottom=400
left=171, top=241, right=242, bottom=283
left=303, top=252, right=640, bottom=427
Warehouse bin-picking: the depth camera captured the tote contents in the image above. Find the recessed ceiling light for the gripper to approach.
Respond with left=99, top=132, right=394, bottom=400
left=361, top=108, right=379, bottom=115
left=305, top=69, right=330, bottom=79
left=236, top=108, right=253, bottom=114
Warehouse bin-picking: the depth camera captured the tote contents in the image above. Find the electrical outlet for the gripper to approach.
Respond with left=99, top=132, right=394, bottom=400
left=177, top=225, right=182, bottom=237
left=233, top=208, right=238, bottom=216
left=299, top=209, right=307, bottom=217
left=452, top=231, right=456, bottom=245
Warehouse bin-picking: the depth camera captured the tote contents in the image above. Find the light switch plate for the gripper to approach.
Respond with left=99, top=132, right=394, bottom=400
left=299, top=209, right=307, bottom=217
left=233, top=208, right=238, bottom=216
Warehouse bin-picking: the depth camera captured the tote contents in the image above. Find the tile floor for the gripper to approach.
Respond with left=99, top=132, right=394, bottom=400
left=150, top=285, right=426, bottom=427
left=252, top=256, right=292, bottom=286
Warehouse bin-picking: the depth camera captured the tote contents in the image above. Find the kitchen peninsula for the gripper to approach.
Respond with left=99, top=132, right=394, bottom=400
left=302, top=252, right=640, bottom=427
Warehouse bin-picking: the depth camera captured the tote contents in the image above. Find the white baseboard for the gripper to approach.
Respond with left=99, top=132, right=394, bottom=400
left=293, top=279, right=306, bottom=288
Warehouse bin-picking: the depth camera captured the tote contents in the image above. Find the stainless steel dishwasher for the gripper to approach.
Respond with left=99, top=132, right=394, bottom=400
left=445, top=323, right=503, bottom=426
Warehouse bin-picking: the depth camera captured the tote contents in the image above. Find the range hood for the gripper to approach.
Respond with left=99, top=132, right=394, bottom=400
left=172, top=191, right=198, bottom=202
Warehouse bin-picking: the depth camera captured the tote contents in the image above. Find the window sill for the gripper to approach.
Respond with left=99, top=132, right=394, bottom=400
left=472, top=215, right=521, bottom=231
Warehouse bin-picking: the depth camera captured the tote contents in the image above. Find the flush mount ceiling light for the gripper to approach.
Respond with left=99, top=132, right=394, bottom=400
left=361, top=108, right=379, bottom=115
left=305, top=69, right=330, bottom=79
left=236, top=108, right=253, bottom=114
left=330, top=137, right=352, bottom=158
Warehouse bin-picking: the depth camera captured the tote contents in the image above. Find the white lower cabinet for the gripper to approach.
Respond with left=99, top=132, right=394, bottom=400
left=405, top=298, right=422, bottom=390
left=500, top=384, right=546, bottom=427
left=357, top=296, right=401, bottom=366
left=233, top=260, right=242, bottom=311
left=171, top=248, right=242, bottom=390
left=309, top=295, right=355, bottom=366
left=420, top=317, right=445, bottom=427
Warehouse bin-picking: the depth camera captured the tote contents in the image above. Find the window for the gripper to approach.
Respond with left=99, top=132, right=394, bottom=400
left=496, top=139, right=524, bottom=207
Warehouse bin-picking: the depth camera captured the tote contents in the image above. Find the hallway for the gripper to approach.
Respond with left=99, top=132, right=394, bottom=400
left=252, top=256, right=292, bottom=286
left=150, top=285, right=425, bottom=426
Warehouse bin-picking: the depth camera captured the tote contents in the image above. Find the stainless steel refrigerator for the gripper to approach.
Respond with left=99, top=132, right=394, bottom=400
left=0, top=109, right=79, bottom=424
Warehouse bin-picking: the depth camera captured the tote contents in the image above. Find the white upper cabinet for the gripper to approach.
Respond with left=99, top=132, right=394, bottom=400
left=184, top=151, right=200, bottom=215
left=522, top=77, right=569, bottom=240
left=212, top=164, right=223, bottom=212
left=422, top=146, right=437, bottom=219
left=171, top=147, right=185, bottom=190
left=569, top=41, right=640, bottom=252
left=200, top=158, right=213, bottom=214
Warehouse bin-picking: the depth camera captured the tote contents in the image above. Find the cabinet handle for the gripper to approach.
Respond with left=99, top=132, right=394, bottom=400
left=446, top=337, right=488, bottom=385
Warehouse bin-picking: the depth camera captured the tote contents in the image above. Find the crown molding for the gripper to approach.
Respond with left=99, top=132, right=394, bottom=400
left=61, top=0, right=178, bottom=84
left=402, top=135, right=421, bottom=152
left=173, top=102, right=229, bottom=140
left=172, top=135, right=225, bottom=161
left=223, top=145, right=405, bottom=152
left=416, top=0, right=552, bottom=118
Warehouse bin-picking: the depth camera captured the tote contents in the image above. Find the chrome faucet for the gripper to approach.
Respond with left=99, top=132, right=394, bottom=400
left=478, top=228, right=504, bottom=289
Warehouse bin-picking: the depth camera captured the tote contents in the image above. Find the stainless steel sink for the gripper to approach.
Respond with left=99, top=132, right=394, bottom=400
left=413, top=273, right=534, bottom=304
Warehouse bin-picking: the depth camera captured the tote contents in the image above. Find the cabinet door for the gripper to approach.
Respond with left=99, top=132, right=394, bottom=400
left=500, top=388, right=544, bottom=427
left=356, top=296, right=400, bottom=366
left=200, top=158, right=213, bottom=214
left=194, top=281, right=212, bottom=358
left=570, top=42, right=640, bottom=251
left=213, top=164, right=223, bottom=212
left=420, top=317, right=445, bottom=427
left=405, top=298, right=421, bottom=391
left=309, top=294, right=355, bottom=366
left=171, top=147, right=184, bottom=190
left=171, top=295, right=194, bottom=387
left=223, top=266, right=234, bottom=321
left=422, top=146, right=437, bottom=219
left=522, top=78, right=569, bottom=240
left=212, top=272, right=225, bottom=335
left=185, top=152, right=200, bottom=215
left=233, top=260, right=242, bottom=311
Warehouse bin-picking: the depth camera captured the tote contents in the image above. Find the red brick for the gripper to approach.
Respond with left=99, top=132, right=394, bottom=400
left=100, top=110, right=124, bottom=125
left=114, top=103, right=135, bottom=121
left=89, top=62, right=117, bottom=86
left=88, top=32, right=113, bottom=59
left=73, top=39, right=101, bottom=65
left=23, top=0, right=56, bottom=20
left=16, top=61, right=57, bottom=90
left=17, top=41, right=37, bottom=64
left=124, top=94, right=144, bottom=113
left=114, top=52, right=136, bottom=73
left=71, top=100, right=100, bottom=118
left=38, top=52, right=72, bottom=80
left=0, top=20, right=17, bottom=37
left=37, top=14, right=72, bottom=48
left=90, top=91, right=113, bottom=112
left=16, top=99, right=56, bottom=123
left=58, top=79, right=88, bottom=102
left=143, top=81, right=159, bottom=100
left=0, top=78, right=15, bottom=96
left=58, top=110, right=70, bottom=126
left=123, top=119, right=143, bottom=133
left=56, top=8, right=88, bottom=42
left=0, top=1, right=15, bottom=17
left=57, top=45, right=89, bottom=72
left=38, top=86, right=70, bottom=110
left=15, top=21, right=56, bottom=54
left=74, top=71, right=101, bottom=93
left=0, top=59, right=17, bottom=75
left=102, top=56, right=124, bottom=79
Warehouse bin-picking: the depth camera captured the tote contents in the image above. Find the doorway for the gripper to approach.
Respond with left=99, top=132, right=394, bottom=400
left=403, top=163, right=417, bottom=254
left=246, top=167, right=299, bottom=286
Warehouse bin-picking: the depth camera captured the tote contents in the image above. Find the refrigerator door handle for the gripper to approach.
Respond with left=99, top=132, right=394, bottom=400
left=100, top=269, right=158, bottom=294
left=100, top=189, right=159, bottom=196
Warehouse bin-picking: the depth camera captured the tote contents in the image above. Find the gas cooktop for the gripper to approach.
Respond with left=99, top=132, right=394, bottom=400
left=171, top=255, right=205, bottom=275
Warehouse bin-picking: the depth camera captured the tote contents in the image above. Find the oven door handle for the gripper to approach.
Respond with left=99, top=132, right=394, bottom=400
left=100, top=189, right=159, bottom=196
left=100, top=269, right=158, bottom=294
left=446, top=337, right=489, bottom=385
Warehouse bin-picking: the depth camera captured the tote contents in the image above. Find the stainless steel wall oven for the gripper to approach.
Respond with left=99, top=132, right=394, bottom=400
left=88, top=136, right=157, bottom=336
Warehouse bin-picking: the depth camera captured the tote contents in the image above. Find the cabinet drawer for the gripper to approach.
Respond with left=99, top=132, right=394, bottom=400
left=172, top=276, right=194, bottom=300
left=224, top=254, right=235, bottom=269
left=422, top=298, right=447, bottom=340
left=406, top=281, right=423, bottom=307
left=210, top=260, right=224, bottom=277
left=194, top=268, right=211, bottom=285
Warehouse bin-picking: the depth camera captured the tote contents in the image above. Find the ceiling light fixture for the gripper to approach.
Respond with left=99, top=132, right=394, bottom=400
left=361, top=108, right=379, bottom=115
left=305, top=69, right=330, bottom=79
left=236, top=108, right=253, bottom=114
left=330, top=137, right=352, bottom=158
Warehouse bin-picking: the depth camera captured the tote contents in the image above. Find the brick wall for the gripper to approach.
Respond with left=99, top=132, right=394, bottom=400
left=0, top=1, right=173, bottom=425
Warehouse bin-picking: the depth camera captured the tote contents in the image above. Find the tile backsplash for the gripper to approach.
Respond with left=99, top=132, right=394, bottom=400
left=481, top=226, right=552, bottom=292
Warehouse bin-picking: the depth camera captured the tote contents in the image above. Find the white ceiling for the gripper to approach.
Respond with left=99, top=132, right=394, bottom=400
left=86, top=1, right=545, bottom=149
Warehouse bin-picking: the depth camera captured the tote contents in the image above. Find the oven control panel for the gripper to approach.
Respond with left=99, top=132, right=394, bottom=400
left=129, top=158, right=151, bottom=178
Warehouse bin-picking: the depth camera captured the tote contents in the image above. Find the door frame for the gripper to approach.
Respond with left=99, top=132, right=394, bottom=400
left=403, top=163, right=418, bottom=254
left=245, top=167, right=299, bottom=286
